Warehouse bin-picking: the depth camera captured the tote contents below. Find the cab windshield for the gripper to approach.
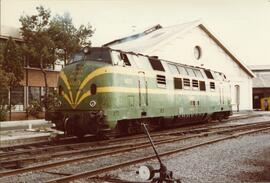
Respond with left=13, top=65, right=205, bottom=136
left=68, top=47, right=112, bottom=64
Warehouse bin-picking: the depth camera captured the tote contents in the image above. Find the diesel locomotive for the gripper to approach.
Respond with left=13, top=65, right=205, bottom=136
left=46, top=47, right=232, bottom=137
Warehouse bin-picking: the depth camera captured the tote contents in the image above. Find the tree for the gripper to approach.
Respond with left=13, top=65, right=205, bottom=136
left=0, top=48, right=9, bottom=121
left=19, top=6, right=94, bottom=109
left=19, top=6, right=56, bottom=109
left=50, top=12, right=94, bottom=65
left=0, top=37, right=24, bottom=120
left=0, top=52, right=9, bottom=89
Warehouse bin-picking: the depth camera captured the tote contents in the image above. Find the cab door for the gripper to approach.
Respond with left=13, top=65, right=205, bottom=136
left=219, top=83, right=223, bottom=104
left=138, top=71, right=148, bottom=108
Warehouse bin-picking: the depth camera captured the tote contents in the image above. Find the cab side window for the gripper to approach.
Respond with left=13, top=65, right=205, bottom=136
left=120, top=53, right=131, bottom=66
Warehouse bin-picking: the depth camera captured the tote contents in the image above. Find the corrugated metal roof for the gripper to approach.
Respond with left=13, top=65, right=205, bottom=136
left=105, top=20, right=200, bottom=53
left=104, top=20, right=254, bottom=78
left=253, top=72, right=270, bottom=88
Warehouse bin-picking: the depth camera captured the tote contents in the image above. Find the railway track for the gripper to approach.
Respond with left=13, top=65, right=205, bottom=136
left=0, top=113, right=264, bottom=160
left=46, top=126, right=270, bottom=183
left=0, top=120, right=269, bottom=168
left=0, top=112, right=260, bottom=151
left=0, top=121, right=270, bottom=182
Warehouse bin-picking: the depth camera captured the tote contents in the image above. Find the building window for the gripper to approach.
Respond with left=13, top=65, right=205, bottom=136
left=41, top=87, right=55, bottom=96
left=0, top=89, right=8, bottom=105
left=235, top=85, right=240, bottom=112
left=194, top=45, right=202, bottom=60
left=29, top=86, right=41, bottom=104
left=11, top=86, right=24, bottom=111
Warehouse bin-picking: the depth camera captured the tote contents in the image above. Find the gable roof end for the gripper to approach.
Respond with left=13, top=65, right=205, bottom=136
left=104, top=20, right=255, bottom=78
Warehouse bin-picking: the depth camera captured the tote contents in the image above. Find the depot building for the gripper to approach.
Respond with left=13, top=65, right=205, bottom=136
left=105, top=20, right=255, bottom=111
left=0, top=25, right=62, bottom=120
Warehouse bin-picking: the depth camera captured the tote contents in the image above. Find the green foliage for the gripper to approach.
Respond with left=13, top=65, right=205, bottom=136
left=45, top=90, right=59, bottom=111
left=2, top=37, right=24, bottom=88
left=0, top=107, right=7, bottom=121
left=19, top=6, right=94, bottom=110
left=20, top=6, right=94, bottom=67
left=27, top=100, right=43, bottom=118
left=50, top=12, right=94, bottom=64
left=20, top=6, right=56, bottom=68
left=0, top=38, right=24, bottom=121
left=0, top=66, right=9, bottom=89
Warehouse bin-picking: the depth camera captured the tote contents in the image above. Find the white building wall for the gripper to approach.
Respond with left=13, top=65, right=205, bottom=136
left=143, top=27, right=253, bottom=111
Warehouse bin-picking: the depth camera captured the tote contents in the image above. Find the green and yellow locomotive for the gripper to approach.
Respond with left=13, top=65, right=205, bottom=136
left=46, top=47, right=232, bottom=137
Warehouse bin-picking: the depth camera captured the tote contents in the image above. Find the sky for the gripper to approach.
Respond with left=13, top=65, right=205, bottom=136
left=0, top=0, right=270, bottom=66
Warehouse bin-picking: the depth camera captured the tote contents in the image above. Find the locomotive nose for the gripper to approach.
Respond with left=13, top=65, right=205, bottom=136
left=58, top=61, right=101, bottom=109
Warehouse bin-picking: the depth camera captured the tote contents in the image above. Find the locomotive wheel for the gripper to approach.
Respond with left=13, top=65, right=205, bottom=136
left=217, top=115, right=223, bottom=122
left=206, top=116, right=212, bottom=123
left=127, top=123, right=137, bottom=135
left=74, top=130, right=85, bottom=139
left=65, top=119, right=85, bottom=138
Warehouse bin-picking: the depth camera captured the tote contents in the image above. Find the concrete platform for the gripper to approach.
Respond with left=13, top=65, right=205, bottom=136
left=0, top=119, right=53, bottom=131
left=0, top=131, right=52, bottom=148
left=0, top=120, right=61, bottom=148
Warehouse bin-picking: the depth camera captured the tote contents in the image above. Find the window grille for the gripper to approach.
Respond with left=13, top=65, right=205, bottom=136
left=183, top=78, right=190, bottom=87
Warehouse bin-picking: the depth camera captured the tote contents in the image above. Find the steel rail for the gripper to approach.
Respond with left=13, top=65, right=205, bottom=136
left=1, top=119, right=268, bottom=160
left=45, top=126, right=270, bottom=183
left=0, top=122, right=270, bottom=178
left=0, top=112, right=260, bottom=152
left=1, top=120, right=269, bottom=165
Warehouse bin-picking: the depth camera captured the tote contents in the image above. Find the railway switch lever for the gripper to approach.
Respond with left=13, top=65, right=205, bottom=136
left=137, top=123, right=181, bottom=183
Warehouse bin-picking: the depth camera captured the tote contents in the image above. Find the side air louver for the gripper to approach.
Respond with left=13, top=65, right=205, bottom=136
left=157, top=75, right=166, bottom=87
left=183, top=78, right=190, bottom=87
left=192, top=80, right=199, bottom=88
left=210, top=82, right=215, bottom=90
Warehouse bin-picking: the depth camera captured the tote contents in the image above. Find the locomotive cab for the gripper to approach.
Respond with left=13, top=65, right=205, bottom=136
left=46, top=47, right=116, bottom=137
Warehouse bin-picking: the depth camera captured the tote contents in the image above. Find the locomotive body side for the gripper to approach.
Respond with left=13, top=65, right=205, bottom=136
left=46, top=47, right=232, bottom=137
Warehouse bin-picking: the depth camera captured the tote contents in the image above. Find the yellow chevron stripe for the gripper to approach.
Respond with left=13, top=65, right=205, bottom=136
left=74, top=66, right=164, bottom=104
left=59, top=66, right=224, bottom=109
left=70, top=86, right=221, bottom=108
left=59, top=71, right=74, bottom=104
left=61, top=66, right=171, bottom=107
left=74, top=67, right=111, bottom=104
left=75, top=92, right=91, bottom=108
left=97, top=87, right=220, bottom=96
left=62, top=92, right=75, bottom=109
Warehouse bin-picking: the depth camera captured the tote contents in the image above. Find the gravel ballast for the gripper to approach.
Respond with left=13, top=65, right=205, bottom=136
left=111, top=131, right=270, bottom=183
